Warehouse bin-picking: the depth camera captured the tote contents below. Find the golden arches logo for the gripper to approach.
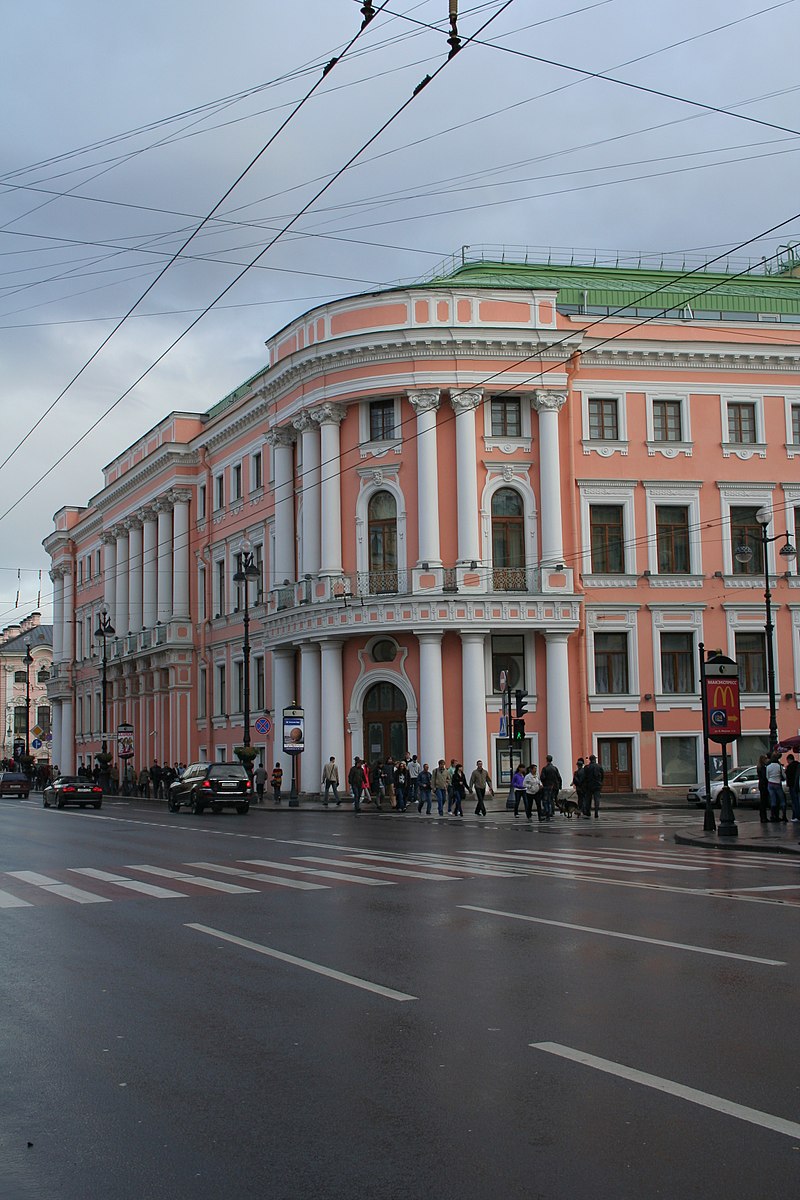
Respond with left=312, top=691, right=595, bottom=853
left=710, top=684, right=737, bottom=708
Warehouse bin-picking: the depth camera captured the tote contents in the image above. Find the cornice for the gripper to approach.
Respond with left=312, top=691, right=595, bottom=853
left=581, top=344, right=800, bottom=371
left=94, top=448, right=200, bottom=512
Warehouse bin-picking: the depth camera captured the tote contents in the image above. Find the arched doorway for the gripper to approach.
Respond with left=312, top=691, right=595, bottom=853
left=491, top=487, right=525, bottom=590
left=363, top=681, right=407, bottom=763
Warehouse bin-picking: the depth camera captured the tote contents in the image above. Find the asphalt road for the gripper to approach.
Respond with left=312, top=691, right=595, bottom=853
left=1, top=797, right=799, bottom=1200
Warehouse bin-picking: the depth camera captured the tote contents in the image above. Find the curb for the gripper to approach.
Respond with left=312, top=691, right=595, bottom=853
left=674, top=828, right=800, bottom=857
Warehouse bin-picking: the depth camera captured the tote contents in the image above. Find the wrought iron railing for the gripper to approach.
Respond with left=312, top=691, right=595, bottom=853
left=492, top=566, right=527, bottom=592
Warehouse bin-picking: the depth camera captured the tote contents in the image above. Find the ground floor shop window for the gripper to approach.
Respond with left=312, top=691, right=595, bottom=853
left=660, top=735, right=699, bottom=786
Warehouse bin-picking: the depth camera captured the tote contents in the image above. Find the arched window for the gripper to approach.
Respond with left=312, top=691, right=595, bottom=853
left=367, top=491, right=398, bottom=594
left=491, top=488, right=525, bottom=591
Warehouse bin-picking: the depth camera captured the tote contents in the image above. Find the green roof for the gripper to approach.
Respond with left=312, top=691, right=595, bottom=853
left=417, top=260, right=800, bottom=315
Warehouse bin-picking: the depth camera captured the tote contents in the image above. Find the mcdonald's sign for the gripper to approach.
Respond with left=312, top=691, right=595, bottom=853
left=704, top=675, right=741, bottom=743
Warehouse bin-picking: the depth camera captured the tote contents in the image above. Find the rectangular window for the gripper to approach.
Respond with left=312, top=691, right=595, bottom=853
left=731, top=506, right=764, bottom=575
left=199, top=484, right=206, bottom=519
left=85, top=555, right=92, bottom=582
left=216, top=559, right=226, bottom=617
left=197, top=565, right=206, bottom=622
left=252, top=451, right=263, bottom=491
left=369, top=399, right=395, bottom=442
left=233, top=463, right=242, bottom=501
left=590, top=505, right=624, bottom=573
left=660, top=632, right=694, bottom=694
left=76, top=696, right=83, bottom=736
left=491, top=634, right=525, bottom=694
left=727, top=401, right=757, bottom=444
left=588, top=397, right=619, bottom=440
left=215, top=663, right=227, bottom=715
left=792, top=404, right=800, bottom=446
left=14, top=707, right=26, bottom=737
left=78, top=560, right=83, bottom=585
left=254, top=657, right=265, bottom=710
left=738, top=733, right=769, bottom=765
left=490, top=397, right=522, bottom=437
left=198, top=666, right=207, bottom=719
left=735, top=631, right=767, bottom=693
left=660, top=736, right=698, bottom=786
left=653, top=400, right=682, bottom=442
left=214, top=474, right=224, bottom=510
left=594, top=632, right=630, bottom=694
left=656, top=506, right=690, bottom=574
left=37, top=706, right=51, bottom=737
left=95, top=549, right=102, bottom=575
left=253, top=544, right=264, bottom=603
left=234, top=662, right=244, bottom=713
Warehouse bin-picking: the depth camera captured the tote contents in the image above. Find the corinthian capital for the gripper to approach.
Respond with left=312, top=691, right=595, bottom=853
left=450, top=388, right=483, bottom=415
left=408, top=389, right=440, bottom=414
left=532, top=390, right=567, bottom=413
left=292, top=411, right=316, bottom=434
left=168, top=488, right=193, bottom=506
left=265, top=425, right=297, bottom=448
left=310, top=402, right=346, bottom=427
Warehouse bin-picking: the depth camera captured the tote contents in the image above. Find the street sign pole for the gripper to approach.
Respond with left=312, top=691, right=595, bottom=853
left=703, top=653, right=741, bottom=838
left=698, top=642, right=715, bottom=833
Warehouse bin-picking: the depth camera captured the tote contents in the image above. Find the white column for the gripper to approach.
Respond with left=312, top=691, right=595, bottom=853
left=60, top=697, right=74, bottom=775
left=319, top=639, right=345, bottom=768
left=294, top=413, right=321, bottom=577
left=51, top=701, right=62, bottom=771
left=267, top=428, right=297, bottom=586
left=409, top=390, right=442, bottom=565
left=299, top=642, right=321, bottom=794
left=417, top=631, right=445, bottom=765
left=451, top=390, right=483, bottom=564
left=170, top=489, right=191, bottom=619
left=62, top=564, right=74, bottom=662
left=533, top=391, right=567, bottom=564
left=271, top=647, right=296, bottom=752
left=51, top=570, right=64, bottom=662
left=544, top=632, right=572, bottom=776
left=115, top=528, right=129, bottom=634
left=127, top=518, right=143, bottom=632
left=312, top=404, right=346, bottom=577
left=460, top=631, right=487, bottom=766
left=141, top=509, right=158, bottom=628
left=101, top=534, right=116, bottom=619
left=156, top=499, right=174, bottom=623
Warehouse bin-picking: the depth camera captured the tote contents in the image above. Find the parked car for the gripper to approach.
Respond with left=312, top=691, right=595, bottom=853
left=688, top=764, right=787, bottom=807
left=168, top=762, right=251, bottom=815
left=0, top=771, right=31, bottom=798
left=43, top=776, right=103, bottom=809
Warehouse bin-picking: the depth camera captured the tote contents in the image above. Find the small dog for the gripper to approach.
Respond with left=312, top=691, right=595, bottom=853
left=554, top=787, right=580, bottom=818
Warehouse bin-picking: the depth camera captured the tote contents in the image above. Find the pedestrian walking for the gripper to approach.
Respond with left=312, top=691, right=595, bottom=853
left=523, top=763, right=542, bottom=819
left=572, top=757, right=588, bottom=817
left=417, top=763, right=433, bottom=813
left=757, top=754, right=770, bottom=822
left=539, top=755, right=562, bottom=821
left=450, top=764, right=467, bottom=816
left=394, top=760, right=409, bottom=811
left=511, top=765, right=526, bottom=817
left=468, top=760, right=494, bottom=816
left=361, top=759, right=377, bottom=807
left=371, top=760, right=387, bottom=808
left=786, top=754, right=800, bottom=822
left=271, top=762, right=284, bottom=804
left=407, top=754, right=421, bottom=808
left=447, top=757, right=457, bottom=813
left=253, top=762, right=267, bottom=804
left=584, top=754, right=604, bottom=819
left=432, top=759, right=449, bottom=816
left=321, top=756, right=340, bottom=805
left=766, top=754, right=786, bottom=822
left=385, top=756, right=396, bottom=808
left=348, top=757, right=364, bottom=811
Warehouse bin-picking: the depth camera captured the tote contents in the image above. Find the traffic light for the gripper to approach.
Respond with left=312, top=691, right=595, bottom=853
left=514, top=690, right=528, bottom=718
left=512, top=718, right=526, bottom=741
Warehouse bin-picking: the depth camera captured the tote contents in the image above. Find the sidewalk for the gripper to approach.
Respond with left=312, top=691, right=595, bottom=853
left=675, top=814, right=800, bottom=857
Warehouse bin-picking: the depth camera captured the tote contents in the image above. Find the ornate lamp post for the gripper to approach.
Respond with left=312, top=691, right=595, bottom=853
left=233, top=540, right=260, bottom=766
left=23, top=639, right=33, bottom=760
left=94, top=605, right=115, bottom=788
left=735, top=506, right=796, bottom=751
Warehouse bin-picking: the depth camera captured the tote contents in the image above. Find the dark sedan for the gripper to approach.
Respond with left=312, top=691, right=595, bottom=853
left=43, top=776, right=103, bottom=809
left=0, top=771, right=30, bottom=798
left=168, top=762, right=251, bottom=814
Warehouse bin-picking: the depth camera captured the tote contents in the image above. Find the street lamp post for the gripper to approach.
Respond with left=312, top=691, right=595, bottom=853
left=23, top=638, right=33, bottom=760
left=94, top=605, right=115, bottom=788
left=233, top=540, right=260, bottom=759
left=735, top=506, right=796, bottom=752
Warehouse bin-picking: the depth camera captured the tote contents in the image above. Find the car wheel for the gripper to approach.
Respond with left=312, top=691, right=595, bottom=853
left=236, top=803, right=250, bottom=815
left=56, top=796, right=65, bottom=809
left=190, top=793, right=204, bottom=815
left=211, top=802, right=223, bottom=814
left=93, top=801, right=102, bottom=809
left=167, top=796, right=178, bottom=812
left=23, top=792, right=29, bottom=799
left=43, top=794, right=50, bottom=807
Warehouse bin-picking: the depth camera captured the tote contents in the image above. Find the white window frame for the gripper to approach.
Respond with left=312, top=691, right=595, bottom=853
left=657, top=732, right=702, bottom=788
left=213, top=554, right=227, bottom=619
left=586, top=605, right=641, bottom=710
left=578, top=480, right=637, bottom=584
left=724, top=602, right=780, bottom=705
left=232, top=462, right=243, bottom=503
left=645, top=392, right=692, bottom=458
left=650, top=604, right=704, bottom=710
left=483, top=392, right=532, bottom=452
left=197, top=665, right=207, bottom=720
left=784, top=395, right=800, bottom=459
left=720, top=392, right=766, bottom=460
left=359, top=396, right=402, bottom=457
left=214, top=473, right=225, bottom=511
left=717, top=483, right=775, bottom=581
left=643, top=481, right=703, bottom=581
left=214, top=662, right=227, bottom=716
left=580, top=389, right=628, bottom=457
left=251, top=450, right=263, bottom=492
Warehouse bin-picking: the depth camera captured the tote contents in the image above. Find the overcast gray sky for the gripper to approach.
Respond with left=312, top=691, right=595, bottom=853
left=2, top=0, right=799, bottom=622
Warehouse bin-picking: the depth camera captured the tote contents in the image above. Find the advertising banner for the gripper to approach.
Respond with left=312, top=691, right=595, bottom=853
left=703, top=673, right=741, bottom=744
left=117, top=723, right=135, bottom=759
left=282, top=707, right=305, bottom=755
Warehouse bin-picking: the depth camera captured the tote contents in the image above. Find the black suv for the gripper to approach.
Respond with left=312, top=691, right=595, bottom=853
left=168, top=762, right=251, bottom=814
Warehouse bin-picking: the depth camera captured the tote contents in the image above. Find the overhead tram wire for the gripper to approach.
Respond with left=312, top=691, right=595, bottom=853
left=0, top=1, right=398, bottom=478
left=0, top=0, right=520, bottom=528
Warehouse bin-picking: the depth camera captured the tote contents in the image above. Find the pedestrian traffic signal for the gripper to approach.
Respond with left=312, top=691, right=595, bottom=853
left=515, top=690, right=528, bottom=718
left=512, top=718, right=526, bottom=741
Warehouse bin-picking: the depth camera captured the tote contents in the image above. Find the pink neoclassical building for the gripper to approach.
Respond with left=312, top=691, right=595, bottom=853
left=44, top=251, right=800, bottom=794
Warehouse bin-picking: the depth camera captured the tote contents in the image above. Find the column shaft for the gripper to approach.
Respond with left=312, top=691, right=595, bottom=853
left=271, top=648, right=296, bottom=758
left=319, top=640, right=345, bottom=768
left=157, top=505, right=173, bottom=623
left=60, top=698, right=74, bottom=775
left=299, top=643, right=321, bottom=793
left=545, top=632, right=573, bottom=776
left=102, top=539, right=116, bottom=618
left=172, top=495, right=190, bottom=619
left=62, top=568, right=74, bottom=662
left=298, top=421, right=321, bottom=576
left=533, top=392, right=567, bottom=565
left=142, top=515, right=158, bottom=628
left=410, top=392, right=441, bottom=565
left=128, top=523, right=143, bottom=632
left=460, top=632, right=487, bottom=766
left=417, top=632, right=445, bottom=764
left=272, top=439, right=296, bottom=585
left=115, top=533, right=129, bottom=634
left=313, top=406, right=345, bottom=577
left=52, top=574, right=64, bottom=661
left=452, top=393, right=482, bottom=563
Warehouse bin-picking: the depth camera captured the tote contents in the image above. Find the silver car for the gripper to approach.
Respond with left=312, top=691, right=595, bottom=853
left=688, top=764, right=787, bottom=807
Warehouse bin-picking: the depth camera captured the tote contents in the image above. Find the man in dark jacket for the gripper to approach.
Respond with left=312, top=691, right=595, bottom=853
left=348, top=758, right=364, bottom=812
left=786, top=754, right=799, bottom=822
left=572, top=758, right=588, bottom=817
left=584, top=754, right=605, bottom=819
left=539, top=755, right=562, bottom=821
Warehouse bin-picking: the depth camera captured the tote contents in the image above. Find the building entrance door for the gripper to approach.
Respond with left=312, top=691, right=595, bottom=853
left=364, top=681, right=407, bottom=763
left=597, top=737, right=634, bottom=793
